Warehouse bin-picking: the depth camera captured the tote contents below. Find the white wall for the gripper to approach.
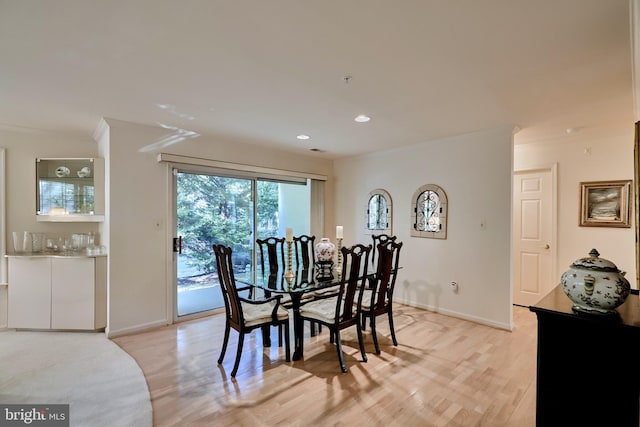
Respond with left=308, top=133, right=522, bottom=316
left=0, top=121, right=333, bottom=335
left=0, top=128, right=101, bottom=328
left=2, top=119, right=634, bottom=334
left=334, top=127, right=515, bottom=329
left=333, top=123, right=636, bottom=330
left=99, top=119, right=333, bottom=336
left=514, top=125, right=636, bottom=286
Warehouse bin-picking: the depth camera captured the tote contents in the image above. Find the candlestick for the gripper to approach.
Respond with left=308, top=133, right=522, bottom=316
left=335, top=237, right=343, bottom=272
left=284, top=240, right=295, bottom=279
left=336, top=225, right=343, bottom=239
left=286, top=227, right=293, bottom=242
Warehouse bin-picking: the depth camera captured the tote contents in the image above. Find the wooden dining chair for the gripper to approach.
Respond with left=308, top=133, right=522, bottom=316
left=256, top=237, right=286, bottom=274
left=292, top=234, right=323, bottom=335
left=256, top=236, right=298, bottom=340
left=298, top=244, right=371, bottom=373
left=359, top=240, right=403, bottom=354
left=213, top=244, right=290, bottom=378
left=370, top=233, right=397, bottom=267
left=293, top=234, right=315, bottom=269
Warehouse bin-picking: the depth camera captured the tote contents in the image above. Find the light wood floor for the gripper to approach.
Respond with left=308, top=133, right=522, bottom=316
left=113, top=305, right=537, bottom=427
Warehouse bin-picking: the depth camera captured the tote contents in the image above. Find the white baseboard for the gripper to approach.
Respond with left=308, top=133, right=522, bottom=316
left=105, top=300, right=514, bottom=338
left=106, top=319, right=170, bottom=338
left=396, top=298, right=513, bottom=331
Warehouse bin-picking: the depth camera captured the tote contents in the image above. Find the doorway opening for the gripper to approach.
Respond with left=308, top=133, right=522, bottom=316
left=512, top=166, right=557, bottom=307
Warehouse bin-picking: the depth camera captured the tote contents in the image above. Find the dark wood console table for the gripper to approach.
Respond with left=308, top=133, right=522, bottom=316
left=530, top=285, right=640, bottom=427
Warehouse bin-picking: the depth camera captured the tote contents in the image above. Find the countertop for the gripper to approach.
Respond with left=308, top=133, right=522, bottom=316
left=5, top=252, right=107, bottom=258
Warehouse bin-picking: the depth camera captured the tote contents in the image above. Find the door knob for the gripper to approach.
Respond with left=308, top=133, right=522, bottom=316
left=543, top=244, right=550, bottom=249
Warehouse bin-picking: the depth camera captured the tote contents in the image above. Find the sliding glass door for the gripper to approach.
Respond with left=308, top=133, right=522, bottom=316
left=174, top=168, right=310, bottom=319
left=175, top=172, right=253, bottom=317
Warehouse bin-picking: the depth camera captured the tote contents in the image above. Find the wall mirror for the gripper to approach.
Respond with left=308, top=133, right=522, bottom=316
left=365, top=188, right=392, bottom=235
left=36, top=158, right=104, bottom=222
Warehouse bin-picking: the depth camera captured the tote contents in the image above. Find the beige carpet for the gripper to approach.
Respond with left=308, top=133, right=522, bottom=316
left=0, top=330, right=152, bottom=427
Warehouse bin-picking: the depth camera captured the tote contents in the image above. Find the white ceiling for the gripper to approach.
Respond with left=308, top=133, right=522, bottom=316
left=0, top=0, right=634, bottom=159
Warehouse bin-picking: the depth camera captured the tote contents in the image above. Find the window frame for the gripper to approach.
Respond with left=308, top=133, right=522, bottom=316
left=411, top=184, right=448, bottom=239
left=364, top=188, right=392, bottom=235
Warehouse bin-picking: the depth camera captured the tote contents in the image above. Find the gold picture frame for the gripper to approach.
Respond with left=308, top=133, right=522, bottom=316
left=579, top=180, right=632, bottom=227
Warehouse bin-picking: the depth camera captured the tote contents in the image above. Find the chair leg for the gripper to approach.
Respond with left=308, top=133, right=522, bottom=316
left=362, top=315, right=367, bottom=331
left=278, top=324, right=283, bottom=347
left=261, top=325, right=272, bottom=347
left=388, top=309, right=398, bottom=346
left=356, top=321, right=368, bottom=363
left=310, top=321, right=317, bottom=337
left=284, top=322, right=291, bottom=362
left=334, top=331, right=347, bottom=373
left=218, top=322, right=230, bottom=364
left=370, top=314, right=381, bottom=355
left=231, top=333, right=245, bottom=377
left=309, top=321, right=322, bottom=336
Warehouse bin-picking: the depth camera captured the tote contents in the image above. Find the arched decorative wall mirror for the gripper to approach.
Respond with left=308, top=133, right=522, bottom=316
left=411, top=184, right=448, bottom=239
left=365, top=189, right=392, bottom=235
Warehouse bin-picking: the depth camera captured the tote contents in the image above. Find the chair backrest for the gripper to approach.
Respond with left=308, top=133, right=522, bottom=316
left=337, top=244, right=372, bottom=323
left=256, top=237, right=285, bottom=274
left=213, top=244, right=243, bottom=328
left=293, top=234, right=315, bottom=269
left=371, top=234, right=397, bottom=266
left=371, top=241, right=403, bottom=310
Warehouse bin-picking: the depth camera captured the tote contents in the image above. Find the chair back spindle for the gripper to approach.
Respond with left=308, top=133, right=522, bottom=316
left=214, top=244, right=244, bottom=328
left=257, top=237, right=286, bottom=274
left=372, top=241, right=402, bottom=310
left=338, top=244, right=371, bottom=323
left=371, top=233, right=397, bottom=266
left=293, top=235, right=316, bottom=270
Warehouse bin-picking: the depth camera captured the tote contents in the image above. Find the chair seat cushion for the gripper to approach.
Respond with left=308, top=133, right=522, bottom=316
left=311, top=285, right=340, bottom=297
left=358, top=289, right=388, bottom=311
left=280, top=293, right=314, bottom=309
left=300, top=296, right=357, bottom=323
left=241, top=300, right=289, bottom=327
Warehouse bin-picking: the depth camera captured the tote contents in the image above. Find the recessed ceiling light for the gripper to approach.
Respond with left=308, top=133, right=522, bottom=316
left=297, top=134, right=310, bottom=140
left=354, top=115, right=371, bottom=123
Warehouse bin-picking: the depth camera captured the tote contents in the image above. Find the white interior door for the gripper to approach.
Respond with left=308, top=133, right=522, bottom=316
left=513, top=167, right=556, bottom=306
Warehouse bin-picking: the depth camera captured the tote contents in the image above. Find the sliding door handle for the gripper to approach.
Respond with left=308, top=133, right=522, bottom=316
left=173, top=236, right=183, bottom=254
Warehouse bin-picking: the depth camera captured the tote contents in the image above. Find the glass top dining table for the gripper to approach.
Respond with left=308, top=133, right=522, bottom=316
left=239, top=265, right=344, bottom=361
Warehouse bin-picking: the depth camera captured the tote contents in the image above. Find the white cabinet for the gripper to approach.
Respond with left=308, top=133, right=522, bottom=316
left=7, top=258, right=50, bottom=329
left=8, top=256, right=107, bottom=330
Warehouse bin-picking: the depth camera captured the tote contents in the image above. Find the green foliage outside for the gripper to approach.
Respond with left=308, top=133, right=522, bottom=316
left=177, top=173, right=279, bottom=276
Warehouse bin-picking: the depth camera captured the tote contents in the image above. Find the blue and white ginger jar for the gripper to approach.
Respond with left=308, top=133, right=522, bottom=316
left=561, top=248, right=630, bottom=315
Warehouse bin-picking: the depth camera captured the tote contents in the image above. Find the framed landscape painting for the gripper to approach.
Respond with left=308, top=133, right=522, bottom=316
left=579, top=180, right=632, bottom=227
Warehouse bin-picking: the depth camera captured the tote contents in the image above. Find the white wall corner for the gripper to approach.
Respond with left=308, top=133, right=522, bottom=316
left=92, top=117, right=110, bottom=144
